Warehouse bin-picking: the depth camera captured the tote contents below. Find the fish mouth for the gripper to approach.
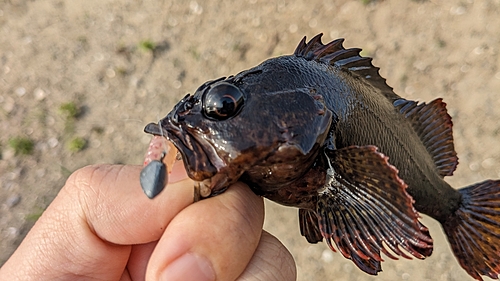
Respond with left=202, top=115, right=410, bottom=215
left=144, top=120, right=231, bottom=197
left=144, top=121, right=218, bottom=180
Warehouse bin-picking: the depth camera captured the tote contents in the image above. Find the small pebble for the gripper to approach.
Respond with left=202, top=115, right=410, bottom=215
left=46, top=116, right=55, bottom=126
left=2, top=97, right=15, bottom=113
left=405, top=86, right=415, bottom=95
left=469, top=162, right=479, bottom=171
left=110, top=100, right=119, bottom=109
left=34, top=88, right=46, bottom=100
left=15, top=87, right=26, bottom=97
left=130, top=76, right=139, bottom=87
left=36, top=168, right=46, bottom=178
left=306, top=245, right=317, bottom=254
left=189, top=1, right=203, bottom=15
left=450, top=6, right=466, bottom=15
left=47, top=137, right=59, bottom=148
left=342, top=263, right=353, bottom=273
left=308, top=18, right=317, bottom=28
left=473, top=46, right=484, bottom=55
left=2, top=148, right=15, bottom=160
left=168, top=18, right=178, bottom=26
left=172, top=80, right=182, bottom=89
left=481, top=158, right=496, bottom=169
left=91, top=139, right=101, bottom=148
left=94, top=53, right=104, bottom=61
left=106, top=68, right=116, bottom=78
left=329, top=30, right=339, bottom=39
left=320, top=249, right=334, bottom=263
left=5, top=194, right=21, bottom=208
left=6, top=227, right=19, bottom=239
left=7, top=168, right=22, bottom=180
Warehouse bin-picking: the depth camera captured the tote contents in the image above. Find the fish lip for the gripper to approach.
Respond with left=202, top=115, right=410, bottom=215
left=144, top=119, right=222, bottom=182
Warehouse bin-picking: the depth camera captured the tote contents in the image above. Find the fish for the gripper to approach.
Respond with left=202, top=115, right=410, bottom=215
left=140, top=34, right=500, bottom=280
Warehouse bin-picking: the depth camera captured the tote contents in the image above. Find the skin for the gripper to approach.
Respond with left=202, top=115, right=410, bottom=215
left=0, top=160, right=296, bottom=281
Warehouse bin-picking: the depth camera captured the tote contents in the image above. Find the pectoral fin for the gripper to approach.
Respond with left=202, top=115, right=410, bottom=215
left=317, top=145, right=433, bottom=274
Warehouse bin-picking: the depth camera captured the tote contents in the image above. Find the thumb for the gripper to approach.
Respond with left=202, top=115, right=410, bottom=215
left=0, top=164, right=195, bottom=280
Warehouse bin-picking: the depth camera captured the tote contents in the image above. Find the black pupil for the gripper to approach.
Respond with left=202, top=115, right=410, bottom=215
left=203, top=83, right=244, bottom=120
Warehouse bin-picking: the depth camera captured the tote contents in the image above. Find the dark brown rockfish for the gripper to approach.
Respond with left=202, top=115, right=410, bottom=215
left=141, top=34, right=500, bottom=280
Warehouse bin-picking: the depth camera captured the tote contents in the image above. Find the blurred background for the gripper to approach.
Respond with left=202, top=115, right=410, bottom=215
left=1, top=0, right=500, bottom=280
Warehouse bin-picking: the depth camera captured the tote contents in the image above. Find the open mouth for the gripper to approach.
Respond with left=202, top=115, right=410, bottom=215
left=144, top=121, right=218, bottom=181
left=143, top=89, right=250, bottom=198
left=144, top=118, right=235, bottom=199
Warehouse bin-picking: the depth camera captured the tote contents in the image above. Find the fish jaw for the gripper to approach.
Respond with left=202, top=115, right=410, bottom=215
left=144, top=121, right=246, bottom=198
left=144, top=120, right=219, bottom=181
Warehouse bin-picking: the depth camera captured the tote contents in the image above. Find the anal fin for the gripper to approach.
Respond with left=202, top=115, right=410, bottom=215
left=299, top=209, right=323, bottom=244
left=394, top=98, right=458, bottom=177
left=299, top=207, right=383, bottom=274
left=317, top=145, right=433, bottom=274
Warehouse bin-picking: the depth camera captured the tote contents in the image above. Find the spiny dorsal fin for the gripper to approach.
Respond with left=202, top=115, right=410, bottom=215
left=393, top=98, right=458, bottom=177
left=294, top=34, right=400, bottom=101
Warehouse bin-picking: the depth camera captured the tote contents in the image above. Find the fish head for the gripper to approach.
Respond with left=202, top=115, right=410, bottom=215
left=146, top=67, right=332, bottom=197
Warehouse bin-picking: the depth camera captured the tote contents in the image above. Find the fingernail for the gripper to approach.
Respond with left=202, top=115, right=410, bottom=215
left=160, top=252, right=215, bottom=281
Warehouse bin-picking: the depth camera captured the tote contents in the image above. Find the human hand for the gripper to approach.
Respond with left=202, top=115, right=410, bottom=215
left=0, top=162, right=296, bottom=280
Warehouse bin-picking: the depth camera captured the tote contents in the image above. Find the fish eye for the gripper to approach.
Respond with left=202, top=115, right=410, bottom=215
left=203, top=83, right=244, bottom=120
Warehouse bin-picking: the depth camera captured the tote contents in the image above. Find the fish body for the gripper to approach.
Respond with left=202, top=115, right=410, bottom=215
left=142, top=34, right=500, bottom=280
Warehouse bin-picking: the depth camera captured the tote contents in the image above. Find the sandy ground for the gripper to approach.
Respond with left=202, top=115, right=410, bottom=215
left=1, top=0, right=500, bottom=280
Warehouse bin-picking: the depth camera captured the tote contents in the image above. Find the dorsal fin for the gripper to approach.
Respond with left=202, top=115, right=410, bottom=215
left=294, top=34, right=400, bottom=101
left=393, top=98, right=458, bottom=177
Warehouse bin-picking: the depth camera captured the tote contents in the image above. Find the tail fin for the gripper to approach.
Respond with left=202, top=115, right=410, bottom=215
left=443, top=180, right=500, bottom=280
